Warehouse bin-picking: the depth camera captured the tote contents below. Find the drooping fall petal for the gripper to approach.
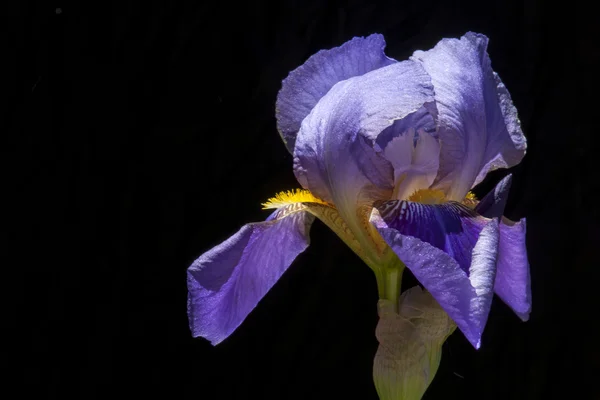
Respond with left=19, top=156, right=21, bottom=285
left=475, top=175, right=531, bottom=320
left=374, top=201, right=489, bottom=273
left=495, top=219, right=531, bottom=320
left=187, top=210, right=314, bottom=345
left=371, top=205, right=499, bottom=348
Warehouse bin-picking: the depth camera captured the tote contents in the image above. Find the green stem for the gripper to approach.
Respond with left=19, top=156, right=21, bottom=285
left=366, top=253, right=404, bottom=312
left=384, top=267, right=402, bottom=312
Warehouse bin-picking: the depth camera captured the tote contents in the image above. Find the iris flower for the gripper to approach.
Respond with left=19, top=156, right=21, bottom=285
left=187, top=32, right=531, bottom=399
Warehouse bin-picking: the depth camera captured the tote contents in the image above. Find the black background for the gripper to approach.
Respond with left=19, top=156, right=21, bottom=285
left=7, top=1, right=596, bottom=399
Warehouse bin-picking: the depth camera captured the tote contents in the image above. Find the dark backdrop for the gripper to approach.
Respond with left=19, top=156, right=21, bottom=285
left=7, top=1, right=595, bottom=399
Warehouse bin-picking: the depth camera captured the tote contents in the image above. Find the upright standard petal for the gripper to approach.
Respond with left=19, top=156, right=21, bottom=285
left=276, top=34, right=396, bottom=153
left=371, top=203, right=499, bottom=348
left=411, top=32, right=526, bottom=200
left=293, top=60, right=436, bottom=261
left=475, top=175, right=531, bottom=320
left=187, top=209, right=314, bottom=345
left=383, top=129, right=441, bottom=201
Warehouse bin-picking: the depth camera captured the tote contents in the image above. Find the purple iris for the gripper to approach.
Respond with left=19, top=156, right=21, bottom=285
left=187, top=32, right=531, bottom=350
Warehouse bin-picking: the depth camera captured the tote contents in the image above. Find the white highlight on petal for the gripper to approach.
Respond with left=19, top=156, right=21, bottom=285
left=383, top=128, right=441, bottom=200
left=469, top=220, right=499, bottom=297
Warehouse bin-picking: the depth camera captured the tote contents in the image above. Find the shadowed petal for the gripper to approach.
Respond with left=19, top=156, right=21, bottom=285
left=411, top=32, right=526, bottom=200
left=475, top=174, right=513, bottom=218
left=187, top=210, right=314, bottom=345
left=276, top=34, right=396, bottom=153
left=371, top=205, right=499, bottom=348
left=351, top=134, right=395, bottom=191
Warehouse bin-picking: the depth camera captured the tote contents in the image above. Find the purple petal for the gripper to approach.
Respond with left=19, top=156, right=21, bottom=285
left=276, top=34, right=396, bottom=153
left=374, top=200, right=487, bottom=273
left=475, top=175, right=531, bottom=320
left=187, top=210, right=314, bottom=345
left=372, top=208, right=499, bottom=348
left=411, top=32, right=526, bottom=201
left=375, top=105, right=437, bottom=150
left=496, top=219, right=531, bottom=320
left=294, top=60, right=435, bottom=228
left=475, top=174, right=513, bottom=218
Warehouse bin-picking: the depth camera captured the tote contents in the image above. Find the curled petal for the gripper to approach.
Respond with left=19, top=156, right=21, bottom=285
left=371, top=205, right=499, bottom=348
left=276, top=34, right=396, bottom=152
left=412, top=32, right=526, bottom=200
left=475, top=174, right=513, bottom=218
left=187, top=210, right=314, bottom=345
